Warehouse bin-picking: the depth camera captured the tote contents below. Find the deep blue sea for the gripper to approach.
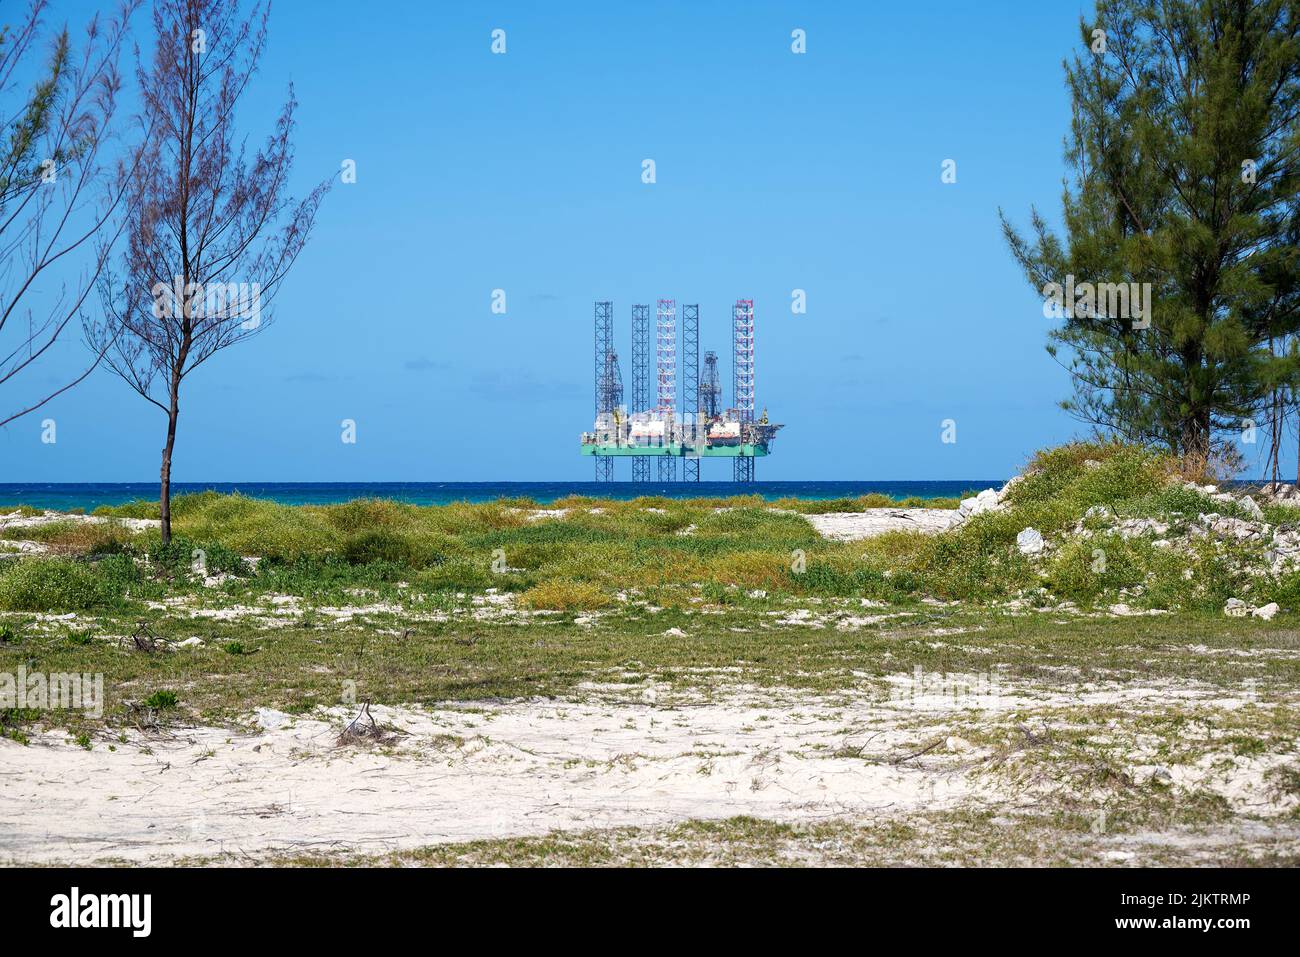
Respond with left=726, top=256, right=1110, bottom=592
left=0, top=481, right=1003, bottom=511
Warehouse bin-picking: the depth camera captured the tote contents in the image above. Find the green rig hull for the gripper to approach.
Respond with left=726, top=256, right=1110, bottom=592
left=581, top=443, right=770, bottom=458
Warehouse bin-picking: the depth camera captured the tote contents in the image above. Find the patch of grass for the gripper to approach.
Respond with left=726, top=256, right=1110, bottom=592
left=11, top=452, right=1300, bottom=869
left=143, top=690, right=178, bottom=710
left=1265, top=764, right=1300, bottom=816
left=93, top=498, right=159, bottom=520
left=146, top=492, right=339, bottom=562
left=519, top=580, right=610, bottom=611
left=0, top=707, right=40, bottom=745
left=0, top=557, right=133, bottom=611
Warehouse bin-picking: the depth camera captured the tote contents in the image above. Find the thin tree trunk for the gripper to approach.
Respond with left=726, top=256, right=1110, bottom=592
left=160, top=379, right=180, bottom=545
left=1267, top=391, right=1280, bottom=490
left=1268, top=336, right=1281, bottom=489
left=1273, top=387, right=1283, bottom=487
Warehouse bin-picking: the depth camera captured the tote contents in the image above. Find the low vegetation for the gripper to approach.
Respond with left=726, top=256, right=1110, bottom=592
left=2, top=442, right=1299, bottom=616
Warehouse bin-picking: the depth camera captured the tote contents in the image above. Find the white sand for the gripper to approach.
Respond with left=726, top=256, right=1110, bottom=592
left=0, top=691, right=972, bottom=864
left=0, top=675, right=1286, bottom=865
left=802, top=509, right=961, bottom=541
left=0, top=510, right=159, bottom=532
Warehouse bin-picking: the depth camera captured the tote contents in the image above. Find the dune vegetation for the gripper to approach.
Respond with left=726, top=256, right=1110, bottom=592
left=2, top=441, right=1300, bottom=616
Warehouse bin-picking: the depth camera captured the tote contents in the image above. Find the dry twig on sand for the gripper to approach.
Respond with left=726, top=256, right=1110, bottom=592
left=337, top=701, right=401, bottom=747
left=131, top=621, right=174, bottom=654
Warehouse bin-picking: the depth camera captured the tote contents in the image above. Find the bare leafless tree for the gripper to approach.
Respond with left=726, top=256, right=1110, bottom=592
left=88, top=0, right=328, bottom=542
left=0, top=0, right=141, bottom=428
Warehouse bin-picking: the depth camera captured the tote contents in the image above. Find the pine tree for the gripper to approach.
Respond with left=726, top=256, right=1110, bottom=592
left=1003, top=0, right=1300, bottom=471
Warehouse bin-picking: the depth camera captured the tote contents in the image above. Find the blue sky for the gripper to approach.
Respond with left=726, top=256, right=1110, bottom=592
left=5, top=0, right=1225, bottom=483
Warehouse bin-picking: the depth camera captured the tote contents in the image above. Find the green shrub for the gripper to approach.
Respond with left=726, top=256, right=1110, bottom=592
left=171, top=493, right=337, bottom=561
left=790, top=561, right=869, bottom=597
left=700, top=581, right=743, bottom=604
left=416, top=557, right=507, bottom=592
left=321, top=497, right=418, bottom=531
left=897, top=495, right=961, bottom=509
left=143, top=690, right=178, bottom=710
left=1043, top=534, right=1158, bottom=603
left=1264, top=569, right=1300, bottom=608
left=0, top=558, right=124, bottom=611
left=342, top=529, right=418, bottom=566
left=773, top=494, right=960, bottom=513
left=136, top=535, right=249, bottom=578
left=1010, top=443, right=1165, bottom=520
left=251, top=555, right=414, bottom=597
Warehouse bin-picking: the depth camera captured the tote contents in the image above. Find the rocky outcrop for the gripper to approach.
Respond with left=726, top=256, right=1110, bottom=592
left=1257, top=483, right=1300, bottom=505
left=957, top=488, right=1001, bottom=520
left=953, top=476, right=1023, bottom=527
left=1224, top=598, right=1279, bottom=620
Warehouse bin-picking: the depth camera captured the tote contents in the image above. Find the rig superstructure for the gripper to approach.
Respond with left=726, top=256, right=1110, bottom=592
left=581, top=298, right=783, bottom=482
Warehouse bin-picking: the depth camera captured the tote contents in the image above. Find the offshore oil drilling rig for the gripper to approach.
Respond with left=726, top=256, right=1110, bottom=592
left=581, top=299, right=783, bottom=482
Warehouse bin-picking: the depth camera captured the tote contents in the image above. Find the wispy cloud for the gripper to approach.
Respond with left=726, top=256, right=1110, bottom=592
left=468, top=369, right=582, bottom=402
left=404, top=357, right=449, bottom=372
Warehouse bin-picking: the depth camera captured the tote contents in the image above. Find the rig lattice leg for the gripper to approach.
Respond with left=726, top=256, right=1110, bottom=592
left=596, top=457, right=614, bottom=482
left=733, top=457, right=754, bottom=483
left=657, top=456, right=676, bottom=482
left=632, top=456, right=650, bottom=482
left=683, top=457, right=700, bottom=482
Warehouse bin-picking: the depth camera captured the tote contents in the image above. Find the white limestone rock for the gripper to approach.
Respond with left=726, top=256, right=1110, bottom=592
left=1223, top=598, right=1250, bottom=618
left=1016, top=527, right=1045, bottom=556
left=1252, top=602, right=1280, bottom=621
left=958, top=488, right=1001, bottom=519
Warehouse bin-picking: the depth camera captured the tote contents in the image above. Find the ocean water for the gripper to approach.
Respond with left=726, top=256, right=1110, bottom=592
left=0, top=480, right=1003, bottom=512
